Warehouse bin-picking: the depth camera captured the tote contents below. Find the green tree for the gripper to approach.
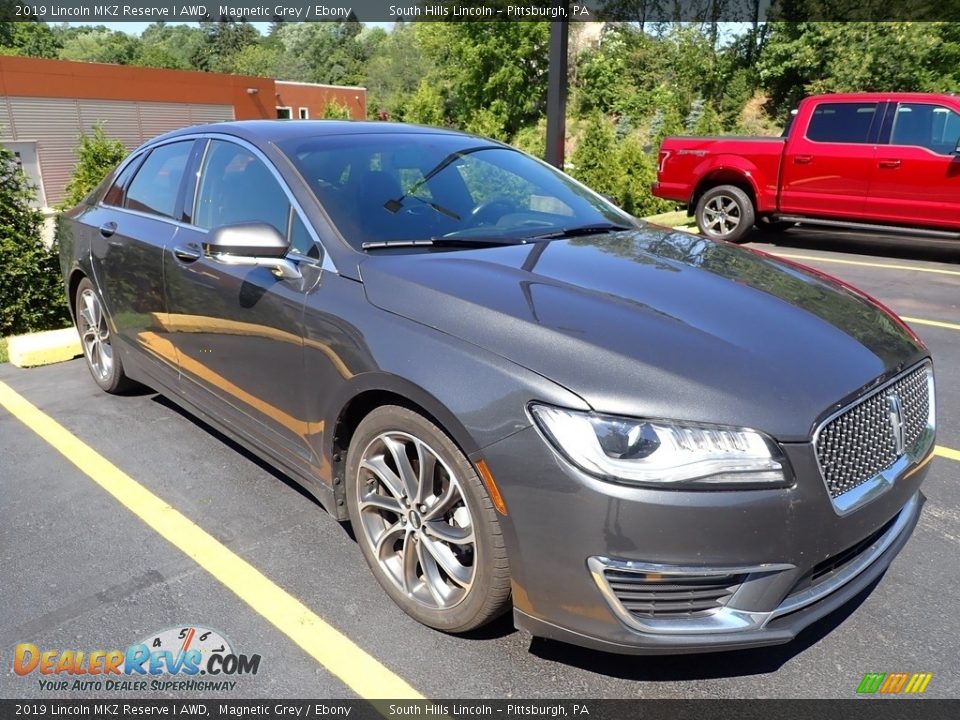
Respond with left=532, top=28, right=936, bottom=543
left=758, top=22, right=957, bottom=117
left=0, top=20, right=61, bottom=58
left=414, top=21, right=550, bottom=139
left=0, top=145, right=70, bottom=336
left=60, top=124, right=127, bottom=209
left=570, top=113, right=621, bottom=200
left=58, top=26, right=140, bottom=64
left=196, top=18, right=260, bottom=72
left=322, top=100, right=351, bottom=119
left=617, top=133, right=672, bottom=217
left=364, top=23, right=431, bottom=120
left=134, top=23, right=206, bottom=70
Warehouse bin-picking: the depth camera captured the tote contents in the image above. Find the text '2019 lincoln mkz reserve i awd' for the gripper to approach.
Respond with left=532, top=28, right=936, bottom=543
left=58, top=121, right=936, bottom=654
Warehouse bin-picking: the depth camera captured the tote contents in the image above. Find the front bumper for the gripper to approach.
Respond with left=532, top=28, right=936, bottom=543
left=477, top=426, right=930, bottom=654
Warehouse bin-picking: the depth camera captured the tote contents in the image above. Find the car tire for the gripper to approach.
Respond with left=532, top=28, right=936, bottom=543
left=346, top=405, right=511, bottom=632
left=695, top=185, right=755, bottom=243
left=74, top=277, right=134, bottom=394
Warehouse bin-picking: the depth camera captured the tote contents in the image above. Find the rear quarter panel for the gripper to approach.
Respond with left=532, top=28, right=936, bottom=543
left=655, top=137, right=785, bottom=211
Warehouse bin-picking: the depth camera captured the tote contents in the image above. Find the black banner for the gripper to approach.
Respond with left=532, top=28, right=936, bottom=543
left=0, top=700, right=957, bottom=720
left=1, top=0, right=960, bottom=23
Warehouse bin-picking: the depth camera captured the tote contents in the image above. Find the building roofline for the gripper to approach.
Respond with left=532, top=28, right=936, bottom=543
left=275, top=80, right=367, bottom=92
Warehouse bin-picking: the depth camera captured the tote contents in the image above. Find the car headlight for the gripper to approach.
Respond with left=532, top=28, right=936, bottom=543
left=529, top=404, right=788, bottom=489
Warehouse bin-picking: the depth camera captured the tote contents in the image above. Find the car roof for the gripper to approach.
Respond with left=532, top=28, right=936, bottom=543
left=145, top=120, right=486, bottom=148
left=805, top=92, right=958, bottom=103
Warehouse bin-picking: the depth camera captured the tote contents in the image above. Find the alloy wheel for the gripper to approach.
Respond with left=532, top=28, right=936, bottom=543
left=355, top=431, right=476, bottom=609
left=702, top=195, right=742, bottom=237
left=77, top=288, right=114, bottom=381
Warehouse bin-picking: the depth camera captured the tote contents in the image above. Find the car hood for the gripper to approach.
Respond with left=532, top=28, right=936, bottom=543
left=360, top=229, right=926, bottom=441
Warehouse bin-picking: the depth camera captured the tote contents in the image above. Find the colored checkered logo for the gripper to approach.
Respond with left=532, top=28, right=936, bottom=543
left=857, top=672, right=933, bottom=694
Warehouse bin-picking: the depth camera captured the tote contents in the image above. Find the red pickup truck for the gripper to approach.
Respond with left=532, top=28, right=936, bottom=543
left=652, top=92, right=960, bottom=243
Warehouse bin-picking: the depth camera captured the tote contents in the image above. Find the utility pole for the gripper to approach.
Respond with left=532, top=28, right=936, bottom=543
left=545, top=4, right=569, bottom=169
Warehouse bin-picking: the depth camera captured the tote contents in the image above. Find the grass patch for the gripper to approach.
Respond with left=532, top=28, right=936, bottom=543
left=643, top=210, right=696, bottom=228
left=0, top=337, right=7, bottom=364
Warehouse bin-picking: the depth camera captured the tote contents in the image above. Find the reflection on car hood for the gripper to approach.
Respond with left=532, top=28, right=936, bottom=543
left=361, top=229, right=926, bottom=441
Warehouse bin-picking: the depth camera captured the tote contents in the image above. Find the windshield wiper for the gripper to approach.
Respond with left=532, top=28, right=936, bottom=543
left=361, top=236, right=533, bottom=250
left=534, top=223, right=634, bottom=239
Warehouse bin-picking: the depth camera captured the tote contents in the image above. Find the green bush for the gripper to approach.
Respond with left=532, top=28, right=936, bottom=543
left=0, top=145, right=70, bottom=337
left=569, top=112, right=621, bottom=200
left=60, top=123, right=127, bottom=209
left=322, top=101, right=351, bottom=120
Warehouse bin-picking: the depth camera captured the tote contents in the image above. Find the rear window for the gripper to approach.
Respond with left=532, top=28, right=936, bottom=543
left=124, top=142, right=192, bottom=219
left=807, top=103, right=879, bottom=144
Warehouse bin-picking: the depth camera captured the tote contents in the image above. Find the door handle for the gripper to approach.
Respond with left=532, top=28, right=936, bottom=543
left=173, top=243, right=203, bottom=263
left=99, top=222, right=117, bottom=238
left=879, top=159, right=902, bottom=168
left=793, top=155, right=813, bottom=164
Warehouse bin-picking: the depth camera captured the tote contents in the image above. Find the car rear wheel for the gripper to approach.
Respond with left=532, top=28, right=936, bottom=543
left=695, top=185, right=755, bottom=243
left=346, top=405, right=511, bottom=632
left=75, top=278, right=133, bottom=394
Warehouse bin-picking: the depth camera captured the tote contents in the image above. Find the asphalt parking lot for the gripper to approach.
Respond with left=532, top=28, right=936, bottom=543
left=2, top=227, right=959, bottom=700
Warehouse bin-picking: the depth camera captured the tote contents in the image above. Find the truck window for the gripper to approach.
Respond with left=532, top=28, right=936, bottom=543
left=807, top=103, right=879, bottom=143
left=890, top=103, right=960, bottom=155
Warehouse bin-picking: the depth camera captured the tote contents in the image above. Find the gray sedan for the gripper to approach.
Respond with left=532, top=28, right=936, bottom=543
left=58, top=121, right=936, bottom=654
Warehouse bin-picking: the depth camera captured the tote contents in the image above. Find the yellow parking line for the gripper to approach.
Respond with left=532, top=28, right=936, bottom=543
left=0, top=381, right=422, bottom=700
left=937, top=445, right=960, bottom=463
left=770, top=252, right=960, bottom=278
left=901, top=316, right=960, bottom=333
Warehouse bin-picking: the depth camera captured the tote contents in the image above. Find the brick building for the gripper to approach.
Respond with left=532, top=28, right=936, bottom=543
left=0, top=56, right=367, bottom=211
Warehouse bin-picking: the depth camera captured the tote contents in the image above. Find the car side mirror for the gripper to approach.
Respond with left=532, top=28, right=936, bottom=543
left=953, top=137, right=960, bottom=155
left=204, top=222, right=301, bottom=279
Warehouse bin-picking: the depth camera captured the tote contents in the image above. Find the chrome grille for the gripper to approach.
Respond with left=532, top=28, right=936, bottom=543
left=815, top=365, right=931, bottom=499
left=602, top=569, right=746, bottom=618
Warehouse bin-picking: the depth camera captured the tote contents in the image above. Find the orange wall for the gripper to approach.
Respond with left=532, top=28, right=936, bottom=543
left=275, top=81, right=367, bottom=120
left=0, top=57, right=368, bottom=121
left=0, top=56, right=273, bottom=119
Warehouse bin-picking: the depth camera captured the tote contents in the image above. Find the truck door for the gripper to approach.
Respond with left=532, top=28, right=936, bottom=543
left=864, top=100, right=960, bottom=230
left=779, top=101, right=882, bottom=219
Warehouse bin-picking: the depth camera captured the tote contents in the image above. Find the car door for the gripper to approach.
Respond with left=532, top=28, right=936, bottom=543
left=864, top=100, right=960, bottom=230
left=778, top=101, right=882, bottom=219
left=163, top=137, right=322, bottom=465
left=87, top=140, right=195, bottom=382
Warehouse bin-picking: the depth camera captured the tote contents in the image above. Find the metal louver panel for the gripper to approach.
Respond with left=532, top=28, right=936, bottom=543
left=138, top=102, right=196, bottom=138
left=2, top=96, right=234, bottom=206
left=188, top=104, right=235, bottom=125
left=77, top=100, right=142, bottom=151
left=7, top=97, right=82, bottom=207
left=0, top=97, right=16, bottom=141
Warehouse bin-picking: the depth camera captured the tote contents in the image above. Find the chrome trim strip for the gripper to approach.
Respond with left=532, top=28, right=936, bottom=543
left=590, top=493, right=920, bottom=636
left=770, top=491, right=920, bottom=618
left=813, top=360, right=934, bottom=515
left=587, top=557, right=792, bottom=636
left=98, top=132, right=338, bottom=275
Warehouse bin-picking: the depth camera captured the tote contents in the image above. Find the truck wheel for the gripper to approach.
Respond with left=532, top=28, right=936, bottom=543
left=695, top=185, right=755, bottom=243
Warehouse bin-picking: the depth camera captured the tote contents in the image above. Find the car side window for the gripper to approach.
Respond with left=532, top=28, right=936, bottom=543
left=193, top=141, right=290, bottom=236
left=123, top=142, right=192, bottom=218
left=289, top=211, right=321, bottom=260
left=806, top=103, right=879, bottom=144
left=890, top=103, right=960, bottom=155
left=95, top=158, right=135, bottom=207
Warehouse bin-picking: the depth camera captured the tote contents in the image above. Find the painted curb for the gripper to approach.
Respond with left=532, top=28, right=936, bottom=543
left=7, top=327, right=82, bottom=368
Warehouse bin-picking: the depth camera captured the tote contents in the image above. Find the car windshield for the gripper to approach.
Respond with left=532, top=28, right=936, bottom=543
left=277, top=132, right=638, bottom=249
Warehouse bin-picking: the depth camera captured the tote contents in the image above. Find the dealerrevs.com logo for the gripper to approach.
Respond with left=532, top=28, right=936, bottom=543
left=14, top=625, right=261, bottom=693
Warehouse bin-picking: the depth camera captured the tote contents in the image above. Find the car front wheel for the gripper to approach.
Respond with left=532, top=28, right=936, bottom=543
left=346, top=405, right=511, bottom=632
